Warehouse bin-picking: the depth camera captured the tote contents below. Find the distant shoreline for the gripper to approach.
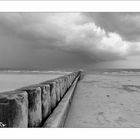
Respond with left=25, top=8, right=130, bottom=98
left=0, top=69, right=140, bottom=75
left=85, top=69, right=140, bottom=75
left=0, top=70, right=71, bottom=75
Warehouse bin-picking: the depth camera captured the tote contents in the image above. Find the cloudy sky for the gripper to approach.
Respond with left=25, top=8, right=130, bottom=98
left=0, top=13, right=140, bottom=70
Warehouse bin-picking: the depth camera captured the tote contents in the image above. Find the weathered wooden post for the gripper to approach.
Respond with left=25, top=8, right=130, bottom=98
left=0, top=90, right=28, bottom=128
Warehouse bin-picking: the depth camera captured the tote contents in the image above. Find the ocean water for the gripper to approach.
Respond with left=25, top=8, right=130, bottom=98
left=87, top=68, right=140, bottom=74
left=0, top=69, right=139, bottom=93
left=0, top=71, right=65, bottom=92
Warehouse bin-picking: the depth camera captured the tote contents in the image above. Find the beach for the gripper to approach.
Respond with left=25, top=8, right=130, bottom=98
left=1, top=70, right=140, bottom=127
left=65, top=71, right=140, bottom=127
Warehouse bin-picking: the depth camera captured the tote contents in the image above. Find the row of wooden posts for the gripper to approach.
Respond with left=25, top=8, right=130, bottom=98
left=0, top=71, right=81, bottom=128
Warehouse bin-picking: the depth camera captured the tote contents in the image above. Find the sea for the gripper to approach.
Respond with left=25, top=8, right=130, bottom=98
left=84, top=68, right=140, bottom=75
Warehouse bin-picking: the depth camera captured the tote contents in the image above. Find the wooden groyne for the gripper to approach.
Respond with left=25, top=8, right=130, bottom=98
left=0, top=71, right=82, bottom=128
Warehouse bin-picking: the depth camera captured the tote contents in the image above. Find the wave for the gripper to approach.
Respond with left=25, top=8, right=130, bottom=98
left=0, top=70, right=72, bottom=75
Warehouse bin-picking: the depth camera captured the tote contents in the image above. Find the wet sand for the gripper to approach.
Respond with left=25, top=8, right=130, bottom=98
left=64, top=72, right=140, bottom=127
left=0, top=72, right=66, bottom=92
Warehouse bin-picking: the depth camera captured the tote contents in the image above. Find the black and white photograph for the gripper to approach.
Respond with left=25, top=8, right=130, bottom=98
left=0, top=12, right=140, bottom=129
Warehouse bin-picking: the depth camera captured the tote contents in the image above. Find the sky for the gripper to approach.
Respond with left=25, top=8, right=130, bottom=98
left=0, top=13, right=140, bottom=70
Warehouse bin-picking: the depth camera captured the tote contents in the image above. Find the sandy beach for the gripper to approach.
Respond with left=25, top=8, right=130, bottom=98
left=65, top=72, right=140, bottom=127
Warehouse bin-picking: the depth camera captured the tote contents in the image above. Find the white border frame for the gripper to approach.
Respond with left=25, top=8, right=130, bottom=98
left=0, top=1, right=139, bottom=12
left=1, top=128, right=140, bottom=139
left=0, top=1, right=140, bottom=139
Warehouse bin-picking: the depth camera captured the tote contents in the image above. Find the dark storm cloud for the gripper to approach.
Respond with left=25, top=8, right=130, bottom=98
left=0, top=13, right=139, bottom=70
left=83, top=13, right=140, bottom=42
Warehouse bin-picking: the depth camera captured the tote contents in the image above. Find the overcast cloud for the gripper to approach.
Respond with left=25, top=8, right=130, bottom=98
left=0, top=13, right=140, bottom=70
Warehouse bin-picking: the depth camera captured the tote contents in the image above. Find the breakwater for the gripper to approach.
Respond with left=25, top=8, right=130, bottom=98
left=0, top=71, right=81, bottom=128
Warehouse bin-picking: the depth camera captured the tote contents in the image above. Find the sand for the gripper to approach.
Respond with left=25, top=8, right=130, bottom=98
left=64, top=72, right=140, bottom=128
left=0, top=72, right=65, bottom=92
